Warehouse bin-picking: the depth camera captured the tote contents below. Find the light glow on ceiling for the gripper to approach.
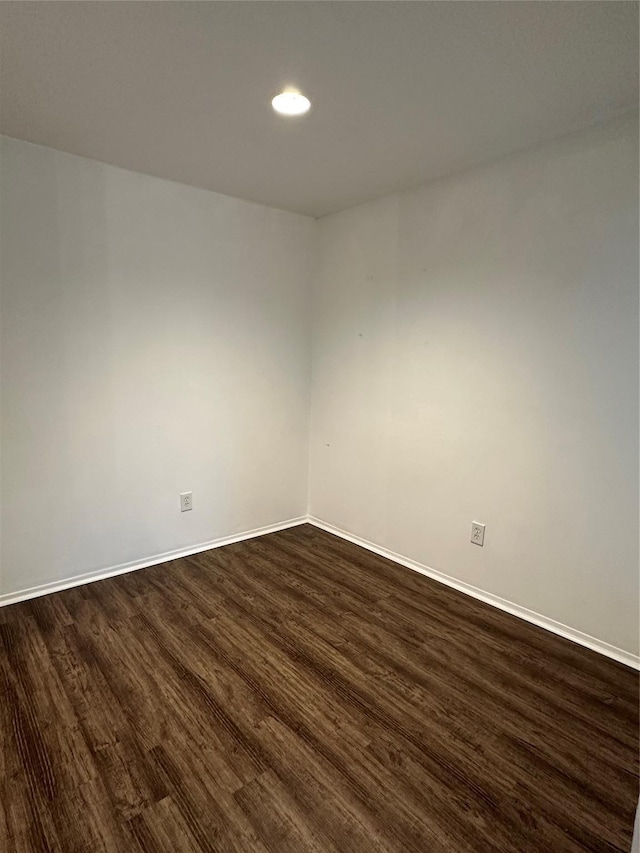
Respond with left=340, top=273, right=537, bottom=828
left=271, top=91, right=311, bottom=116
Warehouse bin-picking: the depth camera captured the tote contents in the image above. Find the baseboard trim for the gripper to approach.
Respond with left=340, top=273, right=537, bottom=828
left=308, top=516, right=640, bottom=671
left=0, top=516, right=308, bottom=609
left=4, top=513, right=637, bottom=670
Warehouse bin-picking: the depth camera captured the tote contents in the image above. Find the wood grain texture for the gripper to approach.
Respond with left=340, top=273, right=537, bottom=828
left=1, top=524, right=638, bottom=852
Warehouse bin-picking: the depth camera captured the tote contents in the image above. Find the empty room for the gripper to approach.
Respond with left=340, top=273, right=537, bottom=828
left=0, top=2, right=638, bottom=851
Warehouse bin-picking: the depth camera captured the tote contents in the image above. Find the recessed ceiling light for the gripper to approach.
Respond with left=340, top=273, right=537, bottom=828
left=271, top=91, right=311, bottom=117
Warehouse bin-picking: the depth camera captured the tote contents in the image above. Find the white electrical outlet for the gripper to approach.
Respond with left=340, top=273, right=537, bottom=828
left=471, top=521, right=485, bottom=546
left=180, top=492, right=193, bottom=512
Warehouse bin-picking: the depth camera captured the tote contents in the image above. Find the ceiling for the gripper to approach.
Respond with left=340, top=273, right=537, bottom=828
left=1, top=2, right=637, bottom=218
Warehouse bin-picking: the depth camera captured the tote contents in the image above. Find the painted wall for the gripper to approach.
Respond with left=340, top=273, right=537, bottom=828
left=1, top=136, right=315, bottom=597
left=309, top=115, right=639, bottom=656
left=2, top=117, right=638, bottom=660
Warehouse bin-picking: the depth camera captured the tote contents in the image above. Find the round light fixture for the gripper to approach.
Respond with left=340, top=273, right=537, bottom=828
left=271, top=91, right=311, bottom=117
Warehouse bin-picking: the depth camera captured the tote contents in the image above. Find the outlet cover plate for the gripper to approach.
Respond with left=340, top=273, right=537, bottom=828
left=180, top=492, right=193, bottom=512
left=471, top=521, right=485, bottom=546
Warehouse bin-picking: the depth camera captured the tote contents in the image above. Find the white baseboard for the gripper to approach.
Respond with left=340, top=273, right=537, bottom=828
left=0, top=516, right=308, bottom=609
left=3, top=512, right=637, bottom=671
left=308, top=515, right=640, bottom=671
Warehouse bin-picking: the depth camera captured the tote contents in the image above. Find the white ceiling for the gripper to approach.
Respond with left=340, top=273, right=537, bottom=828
left=1, top=2, right=637, bottom=217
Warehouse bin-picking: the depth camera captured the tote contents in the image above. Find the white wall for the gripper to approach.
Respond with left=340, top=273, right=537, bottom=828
left=1, top=136, right=315, bottom=597
left=309, top=115, right=639, bottom=657
left=2, top=117, right=638, bottom=660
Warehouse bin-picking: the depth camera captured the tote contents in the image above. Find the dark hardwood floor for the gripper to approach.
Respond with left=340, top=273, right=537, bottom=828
left=1, top=524, right=638, bottom=852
